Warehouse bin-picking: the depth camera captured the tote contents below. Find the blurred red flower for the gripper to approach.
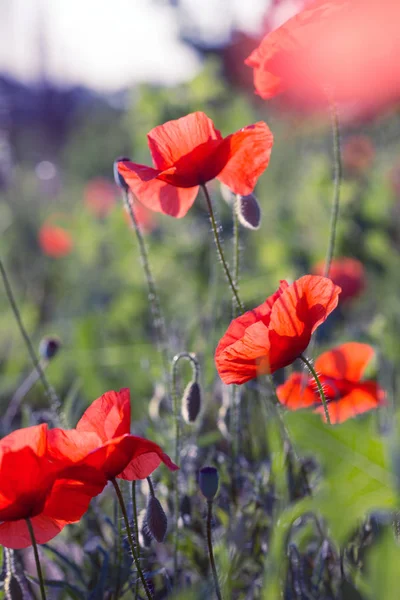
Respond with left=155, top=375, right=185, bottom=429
left=117, top=111, right=273, bottom=218
left=313, top=258, right=365, bottom=304
left=342, top=135, right=375, bottom=175
left=215, top=275, right=340, bottom=385
left=39, top=223, right=73, bottom=258
left=277, top=342, right=385, bottom=423
left=123, top=191, right=156, bottom=234
left=84, top=177, right=118, bottom=218
left=245, top=0, right=400, bottom=112
left=0, top=424, right=105, bottom=549
left=48, top=389, right=178, bottom=481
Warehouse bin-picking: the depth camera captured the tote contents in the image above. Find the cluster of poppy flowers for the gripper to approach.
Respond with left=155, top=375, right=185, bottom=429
left=0, top=388, right=177, bottom=549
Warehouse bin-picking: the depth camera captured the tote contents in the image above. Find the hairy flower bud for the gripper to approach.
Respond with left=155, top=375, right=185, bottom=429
left=39, top=336, right=61, bottom=361
left=145, top=496, right=168, bottom=543
left=199, top=466, right=219, bottom=500
left=181, top=381, right=201, bottom=424
left=113, top=156, right=131, bottom=191
left=235, top=193, right=261, bottom=230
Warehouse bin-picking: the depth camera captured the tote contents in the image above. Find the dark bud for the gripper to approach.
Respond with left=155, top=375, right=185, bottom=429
left=181, top=380, right=201, bottom=424
left=39, top=336, right=61, bottom=361
left=113, top=156, right=131, bottom=191
left=145, top=496, right=168, bottom=542
left=199, top=466, right=219, bottom=500
left=235, top=193, right=261, bottom=230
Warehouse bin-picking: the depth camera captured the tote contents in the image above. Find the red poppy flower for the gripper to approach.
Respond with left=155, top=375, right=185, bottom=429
left=84, top=177, right=118, bottom=218
left=245, top=0, right=400, bottom=112
left=39, top=223, right=73, bottom=258
left=277, top=342, right=385, bottom=423
left=0, top=424, right=106, bottom=549
left=313, top=258, right=365, bottom=304
left=215, top=275, right=341, bottom=385
left=48, top=389, right=178, bottom=481
left=117, top=111, right=273, bottom=218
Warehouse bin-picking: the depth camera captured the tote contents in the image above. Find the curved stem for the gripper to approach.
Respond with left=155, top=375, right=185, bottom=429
left=299, top=355, right=331, bottom=425
left=131, top=481, right=140, bottom=600
left=202, top=185, right=244, bottom=314
left=0, top=255, right=60, bottom=422
left=26, top=518, right=47, bottom=600
left=206, top=500, right=222, bottom=600
left=324, top=96, right=342, bottom=278
left=123, top=190, right=170, bottom=392
left=111, top=478, right=153, bottom=600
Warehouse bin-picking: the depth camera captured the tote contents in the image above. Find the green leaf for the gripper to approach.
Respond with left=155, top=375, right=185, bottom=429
left=362, top=531, right=400, bottom=600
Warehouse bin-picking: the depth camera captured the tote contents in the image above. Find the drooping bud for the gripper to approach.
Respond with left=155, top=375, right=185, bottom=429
left=39, top=336, right=61, bottom=361
left=199, top=466, right=219, bottom=500
left=235, top=193, right=261, bottom=230
left=181, top=380, right=201, bottom=424
left=113, top=156, right=131, bottom=192
left=145, top=496, right=168, bottom=543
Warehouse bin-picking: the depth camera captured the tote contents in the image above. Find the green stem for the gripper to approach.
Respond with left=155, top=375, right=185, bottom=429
left=114, top=498, right=122, bottom=600
left=202, top=185, right=244, bottom=314
left=131, top=481, right=140, bottom=600
left=123, top=190, right=171, bottom=393
left=25, top=518, right=47, bottom=600
left=324, top=96, right=342, bottom=278
left=0, top=255, right=60, bottom=421
left=232, top=204, right=240, bottom=317
left=299, top=355, right=331, bottom=425
left=111, top=478, right=153, bottom=600
left=206, top=500, right=223, bottom=600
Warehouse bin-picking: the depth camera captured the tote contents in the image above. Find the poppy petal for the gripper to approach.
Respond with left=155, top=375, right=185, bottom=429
left=118, top=438, right=179, bottom=480
left=315, top=342, right=375, bottom=382
left=315, top=382, right=385, bottom=424
left=277, top=372, right=318, bottom=410
left=0, top=516, right=65, bottom=549
left=216, top=122, right=274, bottom=195
left=118, top=161, right=199, bottom=218
left=43, top=475, right=106, bottom=521
left=147, top=112, right=222, bottom=170
left=76, top=388, right=131, bottom=442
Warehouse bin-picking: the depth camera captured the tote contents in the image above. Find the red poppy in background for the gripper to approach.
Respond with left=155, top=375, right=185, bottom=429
left=313, top=258, right=365, bottom=304
left=215, top=275, right=341, bottom=385
left=277, top=342, right=385, bottom=423
left=245, top=0, right=400, bottom=112
left=84, top=177, right=118, bottom=218
left=39, top=223, right=73, bottom=258
left=117, top=111, right=273, bottom=218
left=0, top=424, right=106, bottom=549
left=48, top=389, right=178, bottom=481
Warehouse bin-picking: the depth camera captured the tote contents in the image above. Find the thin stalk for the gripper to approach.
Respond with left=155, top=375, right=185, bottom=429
left=324, top=96, right=342, bottom=278
left=206, top=500, right=222, bottom=600
left=26, top=518, right=47, bottom=600
left=111, top=478, right=153, bottom=600
left=299, top=355, right=331, bottom=425
left=114, top=498, right=122, bottom=600
left=131, top=481, right=140, bottom=600
left=232, top=204, right=240, bottom=317
left=123, top=190, right=170, bottom=391
left=202, top=185, right=244, bottom=314
left=0, top=255, right=60, bottom=420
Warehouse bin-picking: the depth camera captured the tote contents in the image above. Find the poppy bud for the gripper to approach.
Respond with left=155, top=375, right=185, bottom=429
left=145, top=496, right=168, bottom=543
left=199, top=466, right=219, bottom=500
left=181, top=380, right=201, bottom=423
left=113, top=156, right=131, bottom=192
left=235, top=193, right=261, bottom=230
left=39, top=336, right=61, bottom=361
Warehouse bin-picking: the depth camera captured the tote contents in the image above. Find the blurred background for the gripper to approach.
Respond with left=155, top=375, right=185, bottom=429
left=1, top=0, right=400, bottom=423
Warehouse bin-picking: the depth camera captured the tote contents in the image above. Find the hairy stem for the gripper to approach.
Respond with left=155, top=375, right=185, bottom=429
left=131, top=481, right=140, bottom=600
left=206, top=500, right=222, bottom=600
left=299, top=355, right=331, bottom=425
left=26, top=518, right=47, bottom=600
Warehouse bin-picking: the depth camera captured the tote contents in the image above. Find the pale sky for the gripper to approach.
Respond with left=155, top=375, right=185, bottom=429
left=0, top=0, right=269, bottom=91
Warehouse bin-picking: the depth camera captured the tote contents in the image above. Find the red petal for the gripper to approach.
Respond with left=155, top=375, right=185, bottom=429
left=43, top=475, right=106, bottom=522
left=277, top=372, right=318, bottom=410
left=118, top=438, right=179, bottom=480
left=0, top=423, right=47, bottom=455
left=76, top=388, right=131, bottom=442
left=315, top=342, right=375, bottom=383
left=147, top=112, right=222, bottom=170
left=216, top=122, right=274, bottom=195
left=0, top=516, right=65, bottom=549
left=315, top=382, right=385, bottom=424
left=118, top=161, right=199, bottom=218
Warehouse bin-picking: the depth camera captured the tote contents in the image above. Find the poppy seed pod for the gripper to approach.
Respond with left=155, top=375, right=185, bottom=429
left=235, top=193, right=261, bottom=230
left=199, top=466, right=219, bottom=500
left=113, top=156, right=131, bottom=191
left=39, top=336, right=61, bottom=361
left=181, top=381, right=201, bottom=423
left=145, top=496, right=168, bottom=543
